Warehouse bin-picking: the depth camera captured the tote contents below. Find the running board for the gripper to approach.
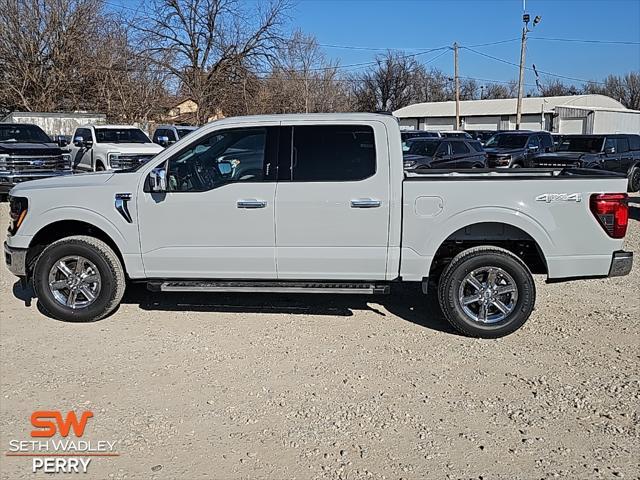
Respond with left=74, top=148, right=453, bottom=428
left=147, top=280, right=390, bottom=295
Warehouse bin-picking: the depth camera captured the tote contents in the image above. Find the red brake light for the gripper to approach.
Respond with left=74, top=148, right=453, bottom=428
left=589, top=193, right=628, bottom=239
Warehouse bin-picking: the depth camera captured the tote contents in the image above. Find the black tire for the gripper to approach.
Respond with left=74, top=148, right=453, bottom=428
left=33, top=235, right=126, bottom=322
left=437, top=246, right=536, bottom=338
left=96, top=162, right=106, bottom=171
left=511, top=163, right=523, bottom=168
left=629, top=165, right=640, bottom=192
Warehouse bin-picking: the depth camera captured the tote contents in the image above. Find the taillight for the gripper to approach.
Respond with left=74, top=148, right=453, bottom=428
left=8, top=196, right=28, bottom=236
left=589, top=193, right=628, bottom=239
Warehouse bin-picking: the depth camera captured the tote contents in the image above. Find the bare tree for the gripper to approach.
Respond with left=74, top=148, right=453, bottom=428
left=482, top=82, right=517, bottom=100
left=132, top=0, right=290, bottom=123
left=539, top=79, right=581, bottom=97
left=584, top=72, right=640, bottom=110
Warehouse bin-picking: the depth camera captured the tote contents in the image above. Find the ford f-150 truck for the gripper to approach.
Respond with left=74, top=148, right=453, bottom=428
left=4, top=114, right=633, bottom=337
left=0, top=123, right=72, bottom=194
left=70, top=125, right=162, bottom=172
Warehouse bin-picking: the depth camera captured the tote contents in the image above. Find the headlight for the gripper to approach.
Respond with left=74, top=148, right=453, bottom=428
left=0, top=154, right=8, bottom=172
left=61, top=153, right=72, bottom=170
left=108, top=153, right=121, bottom=170
left=404, top=160, right=417, bottom=169
left=8, top=196, right=28, bottom=235
left=495, top=155, right=511, bottom=165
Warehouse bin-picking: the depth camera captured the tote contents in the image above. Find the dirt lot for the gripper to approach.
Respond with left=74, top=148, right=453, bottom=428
left=0, top=197, right=638, bottom=480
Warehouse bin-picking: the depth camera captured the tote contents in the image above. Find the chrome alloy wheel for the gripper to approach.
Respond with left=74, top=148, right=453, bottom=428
left=458, top=267, right=518, bottom=324
left=47, top=256, right=102, bottom=309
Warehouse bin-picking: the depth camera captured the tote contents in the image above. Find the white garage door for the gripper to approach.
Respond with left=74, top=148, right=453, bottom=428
left=520, top=115, right=544, bottom=130
left=424, top=117, right=456, bottom=131
left=560, top=118, right=586, bottom=134
left=399, top=118, right=418, bottom=130
left=464, top=116, right=500, bottom=130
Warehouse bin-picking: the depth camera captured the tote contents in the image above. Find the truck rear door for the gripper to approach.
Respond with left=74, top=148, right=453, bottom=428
left=274, top=122, right=390, bottom=280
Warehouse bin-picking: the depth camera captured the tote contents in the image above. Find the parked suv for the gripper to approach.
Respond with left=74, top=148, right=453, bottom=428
left=484, top=131, right=554, bottom=168
left=0, top=123, right=71, bottom=194
left=70, top=125, right=163, bottom=172
left=403, top=137, right=487, bottom=170
left=152, top=125, right=198, bottom=147
left=530, top=134, right=640, bottom=191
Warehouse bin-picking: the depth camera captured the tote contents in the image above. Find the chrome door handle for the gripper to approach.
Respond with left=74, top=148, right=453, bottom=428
left=350, top=198, right=382, bottom=208
left=237, top=199, right=267, bottom=209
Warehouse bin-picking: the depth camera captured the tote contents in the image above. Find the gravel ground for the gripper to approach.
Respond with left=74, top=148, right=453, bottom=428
left=1, top=197, right=638, bottom=480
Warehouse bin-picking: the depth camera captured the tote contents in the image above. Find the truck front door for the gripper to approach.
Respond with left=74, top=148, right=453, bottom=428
left=274, top=122, right=390, bottom=280
left=137, top=125, right=279, bottom=278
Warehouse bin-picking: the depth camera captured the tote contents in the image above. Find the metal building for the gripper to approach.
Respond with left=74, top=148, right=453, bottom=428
left=1, top=111, right=107, bottom=137
left=393, top=94, right=639, bottom=134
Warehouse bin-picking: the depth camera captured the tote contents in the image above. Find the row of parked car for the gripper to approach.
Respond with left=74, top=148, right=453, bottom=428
left=0, top=123, right=195, bottom=194
left=1, top=121, right=639, bottom=195
left=400, top=130, right=640, bottom=191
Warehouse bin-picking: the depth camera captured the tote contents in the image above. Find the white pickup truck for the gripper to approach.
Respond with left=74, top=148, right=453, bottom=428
left=69, top=125, right=162, bottom=172
left=4, top=114, right=633, bottom=337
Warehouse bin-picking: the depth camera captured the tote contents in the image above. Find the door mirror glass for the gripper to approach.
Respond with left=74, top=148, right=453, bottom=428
left=157, top=135, right=169, bottom=147
left=528, top=145, right=539, bottom=151
left=605, top=147, right=615, bottom=154
left=149, top=166, right=167, bottom=192
left=57, top=136, right=69, bottom=147
left=73, top=136, right=84, bottom=147
left=217, top=161, right=233, bottom=176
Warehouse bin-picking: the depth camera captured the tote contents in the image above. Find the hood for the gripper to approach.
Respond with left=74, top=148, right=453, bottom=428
left=484, top=147, right=525, bottom=156
left=0, top=142, right=63, bottom=156
left=9, top=171, right=115, bottom=195
left=97, top=142, right=163, bottom=154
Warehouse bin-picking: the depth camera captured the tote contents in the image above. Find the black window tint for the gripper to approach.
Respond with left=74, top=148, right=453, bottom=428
left=166, top=129, right=177, bottom=142
left=166, top=128, right=268, bottom=192
left=527, top=135, right=541, bottom=149
left=469, top=141, right=483, bottom=152
left=628, top=135, right=640, bottom=151
left=435, top=141, right=449, bottom=156
left=617, top=138, right=630, bottom=153
left=604, top=137, right=616, bottom=151
left=75, top=128, right=92, bottom=142
left=541, top=134, right=553, bottom=149
left=291, top=125, right=376, bottom=182
left=153, top=129, right=165, bottom=141
left=451, top=141, right=470, bottom=154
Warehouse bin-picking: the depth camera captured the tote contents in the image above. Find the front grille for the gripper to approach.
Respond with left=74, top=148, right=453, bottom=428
left=110, top=154, right=155, bottom=170
left=0, top=155, right=70, bottom=172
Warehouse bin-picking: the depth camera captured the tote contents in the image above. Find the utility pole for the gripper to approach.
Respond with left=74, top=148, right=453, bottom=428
left=515, top=22, right=527, bottom=130
left=454, top=42, right=460, bottom=130
left=516, top=12, right=541, bottom=130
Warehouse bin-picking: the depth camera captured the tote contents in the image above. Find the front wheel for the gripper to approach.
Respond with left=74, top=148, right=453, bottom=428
left=33, top=236, right=126, bottom=322
left=629, top=166, right=640, bottom=192
left=437, top=246, right=536, bottom=338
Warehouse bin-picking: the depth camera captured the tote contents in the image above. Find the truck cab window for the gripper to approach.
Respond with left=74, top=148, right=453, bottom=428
left=166, top=128, right=267, bottom=192
left=290, top=125, right=376, bottom=182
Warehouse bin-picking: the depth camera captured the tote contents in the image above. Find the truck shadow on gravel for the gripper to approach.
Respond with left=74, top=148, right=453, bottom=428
left=629, top=197, right=640, bottom=221
left=13, top=281, right=457, bottom=335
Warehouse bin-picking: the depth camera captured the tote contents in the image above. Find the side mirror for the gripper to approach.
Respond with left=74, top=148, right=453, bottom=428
left=528, top=145, right=539, bottom=151
left=605, top=147, right=615, bottom=155
left=149, top=166, right=167, bottom=192
left=73, top=136, right=84, bottom=147
left=218, top=161, right=233, bottom=176
left=57, top=136, right=69, bottom=147
left=434, top=151, right=445, bottom=158
left=157, top=135, right=169, bottom=147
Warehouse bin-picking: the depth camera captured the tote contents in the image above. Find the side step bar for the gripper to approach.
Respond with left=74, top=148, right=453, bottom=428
left=147, top=280, right=390, bottom=295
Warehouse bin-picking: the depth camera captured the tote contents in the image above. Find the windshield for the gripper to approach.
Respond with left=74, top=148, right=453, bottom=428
left=406, top=139, right=440, bottom=156
left=485, top=134, right=528, bottom=149
left=0, top=125, right=51, bottom=143
left=95, top=128, right=151, bottom=144
left=176, top=128, right=196, bottom=139
left=557, top=137, right=604, bottom=153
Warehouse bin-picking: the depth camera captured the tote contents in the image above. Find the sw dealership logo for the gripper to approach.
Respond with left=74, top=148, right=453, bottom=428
left=5, top=410, right=119, bottom=474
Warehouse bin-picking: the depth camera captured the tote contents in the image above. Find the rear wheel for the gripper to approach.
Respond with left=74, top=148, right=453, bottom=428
left=437, top=246, right=536, bottom=338
left=33, top=236, right=125, bottom=322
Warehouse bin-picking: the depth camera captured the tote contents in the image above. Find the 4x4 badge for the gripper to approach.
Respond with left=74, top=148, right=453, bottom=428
left=535, top=193, right=582, bottom=203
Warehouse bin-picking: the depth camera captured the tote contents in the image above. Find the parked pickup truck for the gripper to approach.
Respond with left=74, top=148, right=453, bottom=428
left=4, top=114, right=633, bottom=338
left=529, top=134, right=640, bottom=192
left=0, top=123, right=72, bottom=195
left=70, top=125, right=163, bottom=172
left=485, top=131, right=554, bottom=168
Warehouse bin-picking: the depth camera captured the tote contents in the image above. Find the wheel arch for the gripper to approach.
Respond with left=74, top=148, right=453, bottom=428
left=27, top=220, right=127, bottom=278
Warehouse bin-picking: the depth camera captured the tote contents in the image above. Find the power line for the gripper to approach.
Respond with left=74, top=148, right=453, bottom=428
left=461, top=46, right=607, bottom=85
left=529, top=36, right=640, bottom=45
